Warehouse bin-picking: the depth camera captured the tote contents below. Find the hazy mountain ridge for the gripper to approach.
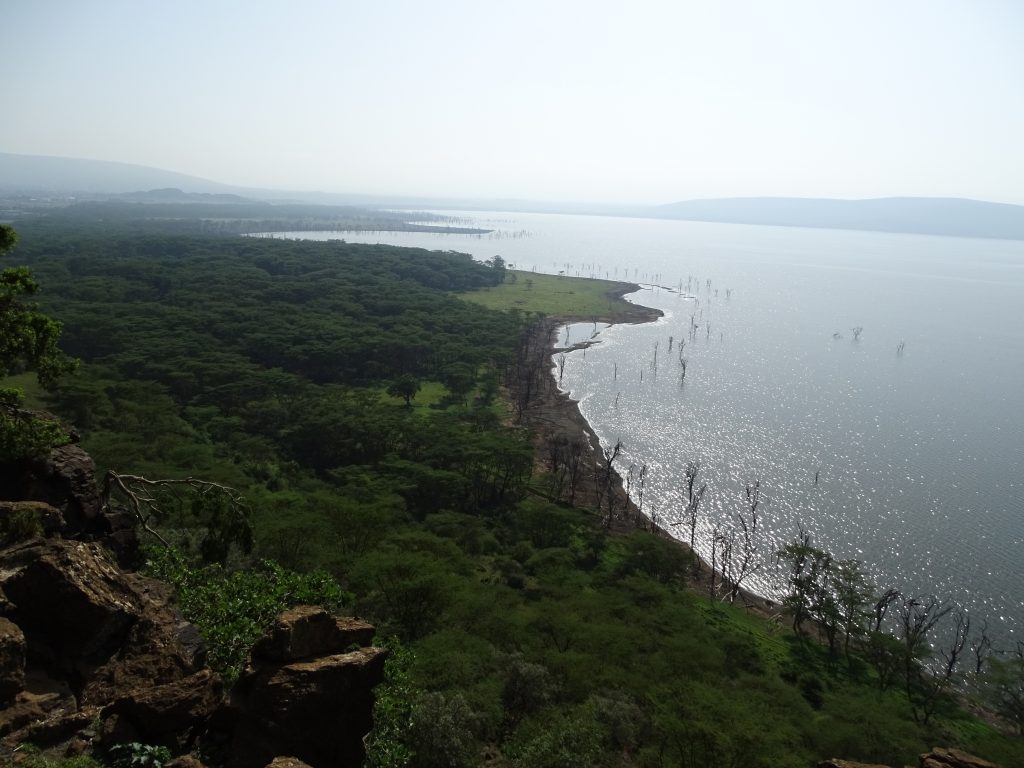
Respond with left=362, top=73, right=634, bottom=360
left=4, top=152, right=1024, bottom=240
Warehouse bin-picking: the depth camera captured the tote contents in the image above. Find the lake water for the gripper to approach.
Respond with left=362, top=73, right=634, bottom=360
left=267, top=212, right=1024, bottom=644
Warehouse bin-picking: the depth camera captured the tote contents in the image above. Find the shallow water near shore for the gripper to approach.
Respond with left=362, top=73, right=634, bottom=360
left=273, top=212, right=1024, bottom=646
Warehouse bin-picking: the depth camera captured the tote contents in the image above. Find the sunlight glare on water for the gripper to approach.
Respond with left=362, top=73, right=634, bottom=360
left=276, top=212, right=1024, bottom=646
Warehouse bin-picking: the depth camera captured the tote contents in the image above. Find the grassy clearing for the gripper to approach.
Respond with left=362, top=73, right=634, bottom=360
left=461, top=270, right=639, bottom=319
left=0, top=372, right=49, bottom=408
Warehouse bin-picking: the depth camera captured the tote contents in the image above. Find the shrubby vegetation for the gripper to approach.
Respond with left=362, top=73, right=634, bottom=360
left=4, top=207, right=1022, bottom=767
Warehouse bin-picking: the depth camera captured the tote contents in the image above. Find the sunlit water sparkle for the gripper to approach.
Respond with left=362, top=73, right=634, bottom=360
left=269, top=212, right=1024, bottom=647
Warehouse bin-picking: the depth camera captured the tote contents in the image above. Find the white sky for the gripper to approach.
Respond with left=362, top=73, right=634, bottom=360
left=3, top=0, right=1023, bottom=205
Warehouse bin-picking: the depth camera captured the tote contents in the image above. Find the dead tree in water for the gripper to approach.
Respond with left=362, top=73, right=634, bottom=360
left=725, top=481, right=762, bottom=603
left=636, top=463, right=648, bottom=517
left=595, top=439, right=623, bottom=527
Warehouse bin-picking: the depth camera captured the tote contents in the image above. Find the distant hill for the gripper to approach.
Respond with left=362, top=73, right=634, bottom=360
left=116, top=187, right=253, bottom=203
left=650, top=196, right=1024, bottom=241
left=0, top=152, right=238, bottom=195
left=5, top=153, right=1024, bottom=240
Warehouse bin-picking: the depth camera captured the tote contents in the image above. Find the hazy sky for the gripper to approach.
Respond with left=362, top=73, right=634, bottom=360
left=3, top=1, right=1023, bottom=205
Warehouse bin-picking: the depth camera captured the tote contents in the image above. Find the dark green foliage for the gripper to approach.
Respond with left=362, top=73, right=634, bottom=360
left=8, top=745, right=102, bottom=768
left=365, top=640, right=418, bottom=768
left=108, top=742, right=172, bottom=768
left=386, top=374, right=421, bottom=407
left=405, top=691, right=479, bottom=768
left=0, top=504, right=43, bottom=545
left=9, top=214, right=1019, bottom=768
left=0, top=399, right=69, bottom=461
left=982, top=645, right=1024, bottom=735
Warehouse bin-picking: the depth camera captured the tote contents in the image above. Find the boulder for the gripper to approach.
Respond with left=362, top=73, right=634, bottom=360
left=228, top=646, right=388, bottom=768
left=0, top=538, right=141, bottom=663
left=99, top=668, right=223, bottom=751
left=7, top=707, right=98, bottom=751
left=167, top=757, right=209, bottom=768
left=0, top=618, right=25, bottom=703
left=0, top=431, right=137, bottom=564
left=265, top=759, right=314, bottom=768
left=0, top=501, right=65, bottom=540
left=818, top=761, right=894, bottom=768
left=920, top=747, right=1000, bottom=768
left=24, top=444, right=102, bottom=532
left=251, top=606, right=374, bottom=664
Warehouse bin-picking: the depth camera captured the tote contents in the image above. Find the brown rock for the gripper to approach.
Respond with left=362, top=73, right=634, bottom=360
left=251, top=606, right=374, bottom=664
left=8, top=708, right=99, bottom=752
left=0, top=686, right=75, bottom=738
left=818, top=761, right=894, bottom=768
left=100, top=668, right=223, bottom=750
left=0, top=617, right=26, bottom=703
left=0, top=501, right=64, bottom=539
left=80, top=598, right=208, bottom=707
left=229, top=647, right=389, bottom=768
left=167, top=757, right=208, bottom=768
left=27, top=444, right=102, bottom=530
left=0, top=538, right=141, bottom=662
left=919, top=747, right=1000, bottom=768
left=265, top=759, right=314, bottom=768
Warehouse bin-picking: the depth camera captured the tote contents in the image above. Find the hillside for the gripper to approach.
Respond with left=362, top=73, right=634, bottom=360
left=1, top=208, right=1022, bottom=767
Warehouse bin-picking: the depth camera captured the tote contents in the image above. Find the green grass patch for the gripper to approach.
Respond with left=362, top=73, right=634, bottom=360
left=0, top=372, right=49, bottom=409
left=461, top=270, right=636, bottom=318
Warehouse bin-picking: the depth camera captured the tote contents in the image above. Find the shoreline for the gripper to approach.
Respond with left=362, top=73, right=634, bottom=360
left=515, top=281, right=777, bottom=615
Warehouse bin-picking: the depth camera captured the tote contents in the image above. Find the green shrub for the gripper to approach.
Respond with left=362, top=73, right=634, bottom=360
left=109, top=742, right=172, bottom=768
left=12, top=744, right=103, bottom=768
left=144, top=547, right=349, bottom=683
left=1, top=506, right=43, bottom=544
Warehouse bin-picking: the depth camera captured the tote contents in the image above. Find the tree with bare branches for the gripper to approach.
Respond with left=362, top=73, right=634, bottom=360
left=101, top=471, right=253, bottom=564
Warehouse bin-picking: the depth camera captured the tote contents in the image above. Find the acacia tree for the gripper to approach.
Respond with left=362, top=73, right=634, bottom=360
left=830, top=558, right=875, bottom=660
left=1, top=225, right=78, bottom=459
left=983, top=641, right=1024, bottom=735
left=777, top=531, right=832, bottom=636
left=1, top=225, right=77, bottom=389
left=387, top=374, right=421, bottom=407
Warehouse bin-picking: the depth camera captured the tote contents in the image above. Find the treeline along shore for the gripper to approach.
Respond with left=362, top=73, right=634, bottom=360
left=506, top=280, right=777, bottom=614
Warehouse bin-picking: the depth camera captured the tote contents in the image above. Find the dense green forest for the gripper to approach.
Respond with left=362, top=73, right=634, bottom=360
left=2, top=207, right=1022, bottom=768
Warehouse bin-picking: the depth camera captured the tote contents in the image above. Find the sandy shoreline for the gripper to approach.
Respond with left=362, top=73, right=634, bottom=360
left=515, top=282, right=777, bottom=615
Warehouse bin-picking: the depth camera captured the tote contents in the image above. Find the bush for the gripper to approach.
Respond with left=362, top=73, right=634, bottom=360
left=144, top=547, right=349, bottom=683
left=109, top=742, right=172, bottom=768
left=1, top=505, right=43, bottom=544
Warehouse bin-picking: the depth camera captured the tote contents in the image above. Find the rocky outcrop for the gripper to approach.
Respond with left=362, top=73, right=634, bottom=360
left=0, top=618, right=25, bottom=703
left=226, top=607, right=388, bottom=768
left=99, top=668, right=223, bottom=751
left=0, top=418, right=137, bottom=565
left=919, top=748, right=1000, bottom=768
left=1, top=538, right=144, bottom=663
left=0, top=437, right=385, bottom=766
left=250, top=605, right=375, bottom=663
left=0, top=501, right=65, bottom=541
left=0, top=536, right=218, bottom=751
left=818, top=750, right=1002, bottom=768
